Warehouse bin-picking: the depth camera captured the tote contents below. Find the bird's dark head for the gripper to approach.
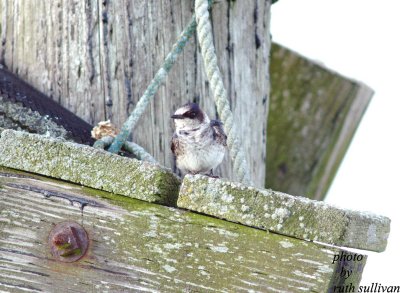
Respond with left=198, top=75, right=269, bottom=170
left=171, top=103, right=209, bottom=130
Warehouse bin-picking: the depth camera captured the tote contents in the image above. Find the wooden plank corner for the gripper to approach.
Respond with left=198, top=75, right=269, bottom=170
left=0, top=129, right=181, bottom=206
left=268, top=43, right=374, bottom=200
left=178, top=174, right=390, bottom=252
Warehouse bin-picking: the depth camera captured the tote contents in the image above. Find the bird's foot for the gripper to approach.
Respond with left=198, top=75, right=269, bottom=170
left=206, top=170, right=220, bottom=179
left=206, top=174, right=220, bottom=179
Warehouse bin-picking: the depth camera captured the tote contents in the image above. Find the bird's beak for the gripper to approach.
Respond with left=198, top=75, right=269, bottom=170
left=171, top=114, right=184, bottom=119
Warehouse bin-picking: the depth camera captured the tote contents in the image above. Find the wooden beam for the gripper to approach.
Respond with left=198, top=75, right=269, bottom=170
left=0, top=129, right=390, bottom=252
left=267, top=43, right=373, bottom=200
left=0, top=167, right=366, bottom=292
left=0, top=129, right=180, bottom=205
left=178, top=175, right=390, bottom=252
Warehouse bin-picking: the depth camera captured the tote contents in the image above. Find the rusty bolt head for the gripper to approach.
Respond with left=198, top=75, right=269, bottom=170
left=49, top=221, right=89, bottom=262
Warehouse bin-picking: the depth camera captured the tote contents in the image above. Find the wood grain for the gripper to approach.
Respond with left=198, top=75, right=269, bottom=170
left=0, top=167, right=366, bottom=292
left=267, top=43, right=373, bottom=200
left=0, top=0, right=270, bottom=187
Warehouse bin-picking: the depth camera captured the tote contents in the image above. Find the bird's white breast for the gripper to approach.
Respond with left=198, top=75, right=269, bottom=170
left=175, top=126, right=225, bottom=174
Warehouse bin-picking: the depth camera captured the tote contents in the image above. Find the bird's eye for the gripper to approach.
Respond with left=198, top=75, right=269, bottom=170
left=188, top=111, right=196, bottom=118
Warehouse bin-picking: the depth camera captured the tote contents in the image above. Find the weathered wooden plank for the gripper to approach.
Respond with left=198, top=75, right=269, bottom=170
left=0, top=66, right=94, bottom=145
left=0, top=0, right=270, bottom=187
left=267, top=43, right=373, bottom=200
left=0, top=167, right=366, bottom=292
left=178, top=175, right=390, bottom=252
left=0, top=129, right=180, bottom=205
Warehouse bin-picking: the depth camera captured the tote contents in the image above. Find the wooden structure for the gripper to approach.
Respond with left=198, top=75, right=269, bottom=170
left=0, top=166, right=377, bottom=292
left=0, top=2, right=374, bottom=199
left=0, top=0, right=270, bottom=187
left=268, top=43, right=373, bottom=200
left=0, top=1, right=388, bottom=291
left=0, top=129, right=391, bottom=291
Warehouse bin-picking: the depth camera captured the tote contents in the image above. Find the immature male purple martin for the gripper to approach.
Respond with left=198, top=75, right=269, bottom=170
left=171, top=103, right=227, bottom=176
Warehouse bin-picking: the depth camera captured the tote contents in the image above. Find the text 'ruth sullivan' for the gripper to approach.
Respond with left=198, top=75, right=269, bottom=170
left=334, top=282, right=400, bottom=293
left=330, top=252, right=399, bottom=293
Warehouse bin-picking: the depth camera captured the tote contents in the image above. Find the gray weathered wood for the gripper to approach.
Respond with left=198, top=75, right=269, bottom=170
left=178, top=174, right=390, bottom=252
left=267, top=43, right=373, bottom=200
left=0, top=0, right=270, bottom=187
left=0, top=167, right=367, bottom=292
left=0, top=66, right=95, bottom=145
left=0, top=129, right=390, bottom=252
left=0, top=129, right=180, bottom=205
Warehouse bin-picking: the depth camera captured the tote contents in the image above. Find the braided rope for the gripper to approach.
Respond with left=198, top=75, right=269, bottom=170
left=195, top=0, right=252, bottom=185
left=107, top=1, right=213, bottom=154
left=95, top=136, right=157, bottom=163
left=102, top=0, right=252, bottom=185
left=123, top=141, right=157, bottom=163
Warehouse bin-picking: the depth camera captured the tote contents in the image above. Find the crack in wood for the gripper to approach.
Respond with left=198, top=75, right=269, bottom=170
left=86, top=265, right=130, bottom=276
left=0, top=280, right=42, bottom=292
left=5, top=183, right=104, bottom=212
left=0, top=248, right=38, bottom=258
left=19, top=269, right=50, bottom=278
left=0, top=171, right=38, bottom=180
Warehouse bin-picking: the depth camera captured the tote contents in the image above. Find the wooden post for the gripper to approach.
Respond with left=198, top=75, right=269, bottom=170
left=0, top=0, right=271, bottom=187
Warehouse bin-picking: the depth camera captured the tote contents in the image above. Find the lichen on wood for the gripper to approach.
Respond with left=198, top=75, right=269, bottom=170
left=178, top=174, right=390, bottom=252
left=267, top=43, right=373, bottom=200
left=0, top=167, right=367, bottom=292
left=0, top=95, right=70, bottom=138
left=0, top=129, right=180, bottom=205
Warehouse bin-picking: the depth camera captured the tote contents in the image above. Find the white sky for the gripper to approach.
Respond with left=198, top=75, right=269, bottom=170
left=271, top=0, right=400, bottom=285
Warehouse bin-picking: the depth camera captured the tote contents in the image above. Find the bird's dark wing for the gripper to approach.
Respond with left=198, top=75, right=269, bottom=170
left=171, top=133, right=182, bottom=156
left=210, top=120, right=227, bottom=146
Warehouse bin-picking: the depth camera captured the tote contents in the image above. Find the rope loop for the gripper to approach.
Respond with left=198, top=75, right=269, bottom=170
left=95, top=0, right=253, bottom=185
left=94, top=136, right=157, bottom=163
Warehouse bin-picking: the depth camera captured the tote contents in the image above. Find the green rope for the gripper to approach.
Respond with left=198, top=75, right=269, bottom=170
left=107, top=1, right=213, bottom=154
left=101, top=0, right=253, bottom=185
left=195, top=0, right=253, bottom=185
left=95, top=136, right=157, bottom=163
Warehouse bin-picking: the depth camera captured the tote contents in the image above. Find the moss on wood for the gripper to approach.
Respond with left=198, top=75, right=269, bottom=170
left=0, top=129, right=181, bottom=205
left=0, top=167, right=367, bottom=292
left=178, top=174, right=390, bottom=252
left=267, top=43, right=373, bottom=200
